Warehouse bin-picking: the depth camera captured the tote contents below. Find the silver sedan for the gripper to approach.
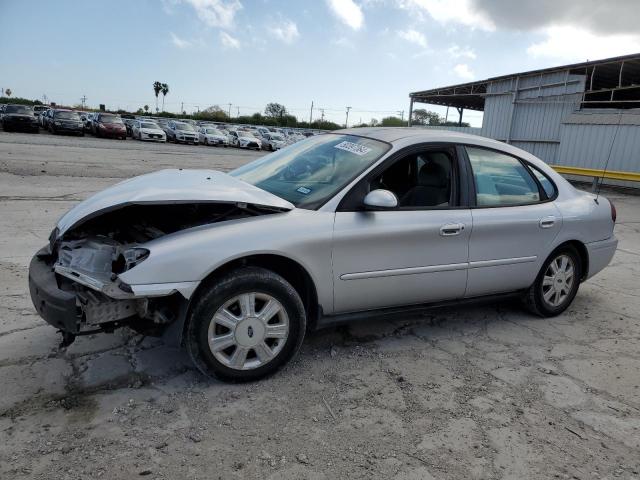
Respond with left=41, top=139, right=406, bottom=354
left=28, top=128, right=617, bottom=381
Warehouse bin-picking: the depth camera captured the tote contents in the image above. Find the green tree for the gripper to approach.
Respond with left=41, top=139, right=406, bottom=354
left=161, top=83, right=169, bottom=111
left=264, top=102, right=287, bottom=119
left=144, top=105, right=149, bottom=113
left=153, top=81, right=162, bottom=112
left=412, top=108, right=442, bottom=126
left=4, top=88, right=11, bottom=97
left=381, top=116, right=405, bottom=127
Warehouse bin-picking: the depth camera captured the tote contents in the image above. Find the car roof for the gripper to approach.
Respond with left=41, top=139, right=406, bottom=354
left=339, top=127, right=508, bottom=148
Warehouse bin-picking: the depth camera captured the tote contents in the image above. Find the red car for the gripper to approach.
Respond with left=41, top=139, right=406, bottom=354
left=91, top=113, right=126, bottom=139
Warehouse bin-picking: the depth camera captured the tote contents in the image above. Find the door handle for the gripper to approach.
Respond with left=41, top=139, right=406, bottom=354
left=440, top=223, right=465, bottom=236
left=539, top=216, right=556, bottom=229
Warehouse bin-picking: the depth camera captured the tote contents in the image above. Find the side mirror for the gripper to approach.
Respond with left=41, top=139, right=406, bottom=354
left=363, top=189, right=398, bottom=209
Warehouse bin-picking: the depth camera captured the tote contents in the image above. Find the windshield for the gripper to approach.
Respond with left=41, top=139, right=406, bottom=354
left=239, top=131, right=255, bottom=138
left=5, top=105, right=32, bottom=114
left=231, top=134, right=390, bottom=209
left=55, top=111, right=80, bottom=120
left=271, top=134, right=284, bottom=141
left=176, top=123, right=194, bottom=131
left=99, top=114, right=122, bottom=124
left=141, top=122, right=158, bottom=129
left=206, top=128, right=223, bottom=135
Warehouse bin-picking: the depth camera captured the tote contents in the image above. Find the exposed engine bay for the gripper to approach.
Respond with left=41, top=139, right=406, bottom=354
left=44, top=202, right=278, bottom=343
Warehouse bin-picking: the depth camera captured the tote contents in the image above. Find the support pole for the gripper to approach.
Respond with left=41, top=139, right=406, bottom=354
left=408, top=98, right=414, bottom=127
left=456, top=107, right=463, bottom=126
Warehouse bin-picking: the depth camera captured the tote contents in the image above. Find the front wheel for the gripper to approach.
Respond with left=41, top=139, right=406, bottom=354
left=186, top=267, right=306, bottom=382
left=524, top=245, right=582, bottom=317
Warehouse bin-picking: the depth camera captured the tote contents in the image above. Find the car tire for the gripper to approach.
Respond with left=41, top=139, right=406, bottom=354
left=524, top=245, right=582, bottom=317
left=186, top=267, right=306, bottom=382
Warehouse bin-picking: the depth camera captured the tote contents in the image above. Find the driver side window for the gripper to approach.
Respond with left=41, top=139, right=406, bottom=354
left=370, top=150, right=455, bottom=208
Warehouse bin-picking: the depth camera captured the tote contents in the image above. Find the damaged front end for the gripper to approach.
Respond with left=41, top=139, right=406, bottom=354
left=28, top=169, right=294, bottom=346
left=30, top=204, right=290, bottom=348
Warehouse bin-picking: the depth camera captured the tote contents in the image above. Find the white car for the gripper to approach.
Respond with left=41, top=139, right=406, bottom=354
left=229, top=130, right=262, bottom=150
left=199, top=127, right=229, bottom=147
left=132, top=121, right=166, bottom=142
left=261, top=132, right=287, bottom=151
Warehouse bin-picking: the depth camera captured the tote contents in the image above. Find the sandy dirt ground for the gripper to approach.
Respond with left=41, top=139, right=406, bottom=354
left=0, top=130, right=639, bottom=480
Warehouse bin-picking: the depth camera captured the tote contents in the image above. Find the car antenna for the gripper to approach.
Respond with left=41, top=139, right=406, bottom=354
left=595, top=110, right=624, bottom=202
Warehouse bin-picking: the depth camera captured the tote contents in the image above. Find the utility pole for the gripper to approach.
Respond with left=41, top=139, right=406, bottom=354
left=237, top=106, right=240, bottom=117
left=228, top=103, right=232, bottom=118
left=345, top=106, right=351, bottom=128
left=195, top=105, right=200, bottom=113
left=320, top=109, right=325, bottom=121
left=397, top=110, right=404, bottom=121
left=309, top=101, right=314, bottom=125
left=180, top=101, right=184, bottom=114
left=81, top=95, right=87, bottom=109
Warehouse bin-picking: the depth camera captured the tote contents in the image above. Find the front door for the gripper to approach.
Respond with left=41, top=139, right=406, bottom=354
left=332, top=147, right=472, bottom=313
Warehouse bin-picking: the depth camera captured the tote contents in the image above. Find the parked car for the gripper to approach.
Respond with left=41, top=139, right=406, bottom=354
left=123, top=118, right=136, bottom=137
left=1, top=104, right=39, bottom=132
left=28, top=129, right=618, bottom=381
left=49, top=110, right=84, bottom=136
left=228, top=130, right=261, bottom=150
left=33, top=105, right=48, bottom=121
left=199, top=127, right=229, bottom=146
left=132, top=120, right=166, bottom=142
left=81, top=113, right=94, bottom=132
left=166, top=120, right=199, bottom=144
left=91, top=113, right=126, bottom=139
left=41, top=108, right=54, bottom=129
left=261, top=132, right=287, bottom=151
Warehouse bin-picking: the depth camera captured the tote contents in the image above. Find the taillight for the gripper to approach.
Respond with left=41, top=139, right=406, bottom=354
left=610, top=200, right=617, bottom=223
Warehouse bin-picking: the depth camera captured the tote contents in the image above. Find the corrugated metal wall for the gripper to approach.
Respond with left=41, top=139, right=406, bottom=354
left=417, top=69, right=640, bottom=183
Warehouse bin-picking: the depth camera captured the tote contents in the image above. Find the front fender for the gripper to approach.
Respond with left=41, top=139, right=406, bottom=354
left=118, top=209, right=336, bottom=312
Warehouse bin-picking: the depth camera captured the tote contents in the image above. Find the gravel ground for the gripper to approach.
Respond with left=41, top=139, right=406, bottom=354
left=0, top=130, right=639, bottom=480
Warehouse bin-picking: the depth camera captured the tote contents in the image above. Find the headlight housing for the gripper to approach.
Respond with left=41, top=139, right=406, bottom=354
left=112, top=247, right=150, bottom=274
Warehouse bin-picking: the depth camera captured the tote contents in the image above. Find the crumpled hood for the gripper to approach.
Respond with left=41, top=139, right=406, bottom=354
left=56, top=169, right=294, bottom=236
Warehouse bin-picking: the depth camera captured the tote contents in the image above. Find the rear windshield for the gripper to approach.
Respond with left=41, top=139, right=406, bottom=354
left=55, top=111, right=80, bottom=120
left=141, top=122, right=159, bottom=129
left=5, top=105, right=33, bottom=114
left=175, top=123, right=194, bottom=131
left=99, top=114, right=123, bottom=124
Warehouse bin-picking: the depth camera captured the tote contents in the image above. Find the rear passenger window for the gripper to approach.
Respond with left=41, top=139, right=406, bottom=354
left=466, top=147, right=541, bottom=206
left=528, top=165, right=557, bottom=199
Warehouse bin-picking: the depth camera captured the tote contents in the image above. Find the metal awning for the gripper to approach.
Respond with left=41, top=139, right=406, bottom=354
left=410, top=52, right=640, bottom=112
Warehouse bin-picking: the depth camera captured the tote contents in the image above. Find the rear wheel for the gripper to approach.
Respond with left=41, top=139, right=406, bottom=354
left=186, top=267, right=306, bottom=382
left=524, top=245, right=581, bottom=317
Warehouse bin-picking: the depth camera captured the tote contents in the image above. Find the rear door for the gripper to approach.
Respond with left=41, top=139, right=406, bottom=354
left=463, top=146, right=561, bottom=297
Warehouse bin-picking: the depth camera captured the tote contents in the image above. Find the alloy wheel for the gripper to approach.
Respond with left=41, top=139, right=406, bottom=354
left=207, top=292, right=289, bottom=370
left=541, top=254, right=575, bottom=308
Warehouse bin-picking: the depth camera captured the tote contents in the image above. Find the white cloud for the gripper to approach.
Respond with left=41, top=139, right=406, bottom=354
left=331, top=36, right=355, bottom=49
left=183, top=0, right=242, bottom=29
left=453, top=63, right=474, bottom=80
left=527, top=25, right=640, bottom=61
left=447, top=44, right=476, bottom=59
left=267, top=19, right=300, bottom=44
left=398, top=0, right=494, bottom=31
left=220, top=31, right=241, bottom=49
left=170, top=32, right=192, bottom=48
left=397, top=29, right=427, bottom=48
left=326, top=0, right=364, bottom=31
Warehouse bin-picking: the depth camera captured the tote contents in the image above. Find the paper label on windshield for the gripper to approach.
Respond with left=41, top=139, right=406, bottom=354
left=334, top=141, right=371, bottom=156
left=297, top=186, right=311, bottom=195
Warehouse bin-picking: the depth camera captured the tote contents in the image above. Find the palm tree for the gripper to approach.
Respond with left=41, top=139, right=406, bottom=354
left=161, top=83, right=169, bottom=112
left=4, top=88, right=12, bottom=98
left=153, top=81, right=162, bottom=112
left=144, top=105, right=149, bottom=113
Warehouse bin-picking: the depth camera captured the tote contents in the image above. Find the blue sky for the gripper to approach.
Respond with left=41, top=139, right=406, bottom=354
left=1, top=0, right=639, bottom=126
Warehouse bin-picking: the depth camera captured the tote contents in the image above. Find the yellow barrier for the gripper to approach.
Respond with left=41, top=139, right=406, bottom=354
left=551, top=165, right=640, bottom=183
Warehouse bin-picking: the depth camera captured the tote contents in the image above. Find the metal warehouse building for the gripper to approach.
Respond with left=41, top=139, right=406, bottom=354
left=408, top=53, right=640, bottom=187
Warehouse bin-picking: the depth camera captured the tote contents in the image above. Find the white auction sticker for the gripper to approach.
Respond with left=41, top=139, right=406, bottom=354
left=334, top=141, right=372, bottom=156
